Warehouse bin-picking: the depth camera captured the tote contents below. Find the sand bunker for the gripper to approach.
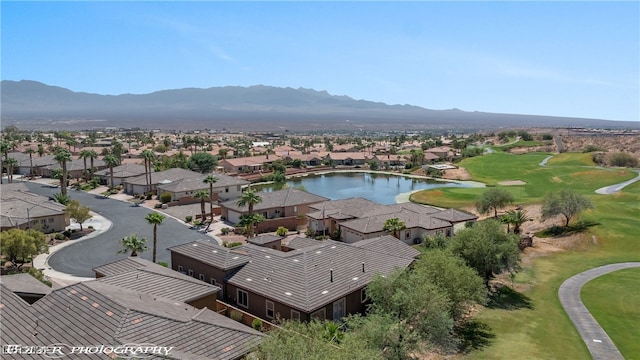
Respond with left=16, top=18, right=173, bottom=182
left=498, top=180, right=527, bottom=186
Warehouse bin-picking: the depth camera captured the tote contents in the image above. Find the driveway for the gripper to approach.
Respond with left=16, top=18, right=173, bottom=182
left=22, top=181, right=213, bottom=277
left=558, top=262, right=640, bottom=360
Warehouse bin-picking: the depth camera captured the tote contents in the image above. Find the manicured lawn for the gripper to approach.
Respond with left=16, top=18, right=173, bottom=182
left=409, top=152, right=640, bottom=359
left=582, top=268, right=640, bottom=360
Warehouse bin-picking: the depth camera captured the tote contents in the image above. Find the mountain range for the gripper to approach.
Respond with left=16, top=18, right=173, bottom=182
left=1, top=80, right=636, bottom=132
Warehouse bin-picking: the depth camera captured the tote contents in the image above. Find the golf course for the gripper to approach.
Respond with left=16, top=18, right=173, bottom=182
left=410, top=151, right=640, bottom=359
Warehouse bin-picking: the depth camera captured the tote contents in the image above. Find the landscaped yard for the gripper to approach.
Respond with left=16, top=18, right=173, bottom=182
left=409, top=152, right=640, bottom=359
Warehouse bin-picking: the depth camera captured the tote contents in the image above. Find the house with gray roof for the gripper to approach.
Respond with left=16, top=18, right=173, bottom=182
left=169, top=237, right=419, bottom=323
left=156, top=172, right=249, bottom=203
left=0, top=279, right=263, bottom=360
left=122, top=168, right=201, bottom=195
left=220, top=187, right=329, bottom=233
left=40, top=157, right=107, bottom=179
left=94, top=163, right=146, bottom=186
left=0, top=184, right=68, bottom=232
left=0, top=273, right=52, bottom=304
left=306, top=198, right=477, bottom=244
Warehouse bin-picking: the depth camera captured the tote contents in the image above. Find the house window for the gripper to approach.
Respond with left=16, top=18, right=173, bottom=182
left=405, top=231, right=411, bottom=239
left=237, top=290, right=249, bottom=308
left=446, top=228, right=452, bottom=237
left=210, top=278, right=217, bottom=286
left=266, top=300, right=275, bottom=319
left=311, top=308, right=325, bottom=321
left=225, top=187, right=229, bottom=193
left=198, top=273, right=205, bottom=281
left=178, top=265, right=184, bottom=273
left=333, top=298, right=345, bottom=321
left=188, top=269, right=194, bottom=276
left=291, top=310, right=300, bottom=321
left=48, top=218, right=54, bottom=223
left=361, top=288, right=367, bottom=303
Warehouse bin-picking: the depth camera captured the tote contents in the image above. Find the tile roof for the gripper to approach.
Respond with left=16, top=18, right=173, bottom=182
left=0, top=281, right=263, bottom=360
left=0, top=195, right=66, bottom=227
left=284, top=236, right=321, bottom=250
left=169, top=241, right=251, bottom=271
left=93, top=163, right=146, bottom=177
left=221, top=188, right=329, bottom=212
left=352, top=235, right=421, bottom=259
left=0, top=273, right=52, bottom=296
left=124, top=168, right=203, bottom=186
left=432, top=208, right=478, bottom=223
left=221, top=155, right=282, bottom=167
left=93, top=258, right=220, bottom=303
left=247, top=234, right=283, bottom=246
left=157, top=173, right=249, bottom=193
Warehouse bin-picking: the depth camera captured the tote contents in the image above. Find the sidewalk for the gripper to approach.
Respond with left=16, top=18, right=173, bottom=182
left=33, top=212, right=113, bottom=288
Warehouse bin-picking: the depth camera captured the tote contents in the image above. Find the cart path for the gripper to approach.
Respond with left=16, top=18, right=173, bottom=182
left=558, top=262, right=640, bottom=360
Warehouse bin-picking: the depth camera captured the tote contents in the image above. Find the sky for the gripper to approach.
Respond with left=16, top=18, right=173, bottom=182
left=1, top=1, right=638, bottom=122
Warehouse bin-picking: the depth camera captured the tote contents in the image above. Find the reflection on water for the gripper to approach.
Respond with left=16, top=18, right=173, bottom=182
left=256, top=172, right=471, bottom=204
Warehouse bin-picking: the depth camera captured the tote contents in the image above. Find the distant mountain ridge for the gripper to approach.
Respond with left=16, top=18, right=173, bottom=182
left=1, top=80, right=635, bottom=131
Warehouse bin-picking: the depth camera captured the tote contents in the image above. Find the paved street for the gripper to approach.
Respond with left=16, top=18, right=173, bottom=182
left=23, top=181, right=215, bottom=277
left=558, top=262, right=640, bottom=360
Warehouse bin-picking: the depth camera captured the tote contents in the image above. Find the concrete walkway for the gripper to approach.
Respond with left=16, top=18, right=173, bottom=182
left=558, top=262, right=640, bottom=360
left=595, top=169, right=640, bottom=194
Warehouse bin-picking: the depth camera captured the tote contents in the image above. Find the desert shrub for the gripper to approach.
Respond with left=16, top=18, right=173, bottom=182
left=541, top=134, right=553, bottom=140
left=608, top=152, right=638, bottom=167
left=54, top=233, right=65, bottom=240
left=276, top=226, right=288, bottom=236
left=230, top=309, right=243, bottom=322
left=159, top=192, right=172, bottom=204
left=252, top=318, right=263, bottom=331
left=225, top=242, right=243, bottom=248
left=221, top=227, right=230, bottom=235
left=592, top=153, right=607, bottom=166
left=185, top=215, right=193, bottom=223
left=583, top=145, right=606, bottom=153
left=146, top=192, right=153, bottom=200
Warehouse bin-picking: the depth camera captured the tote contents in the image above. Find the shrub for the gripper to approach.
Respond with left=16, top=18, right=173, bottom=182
left=225, top=242, right=243, bottom=248
left=87, top=225, right=94, bottom=229
left=609, top=152, right=639, bottom=167
left=252, top=318, right=263, bottom=331
left=221, top=227, right=230, bottom=235
left=159, top=192, right=172, bottom=204
left=185, top=215, right=193, bottom=223
left=276, top=226, right=288, bottom=236
left=54, top=233, right=65, bottom=240
left=230, top=309, right=243, bottom=322
left=146, top=192, right=153, bottom=200
left=62, top=230, right=72, bottom=238
left=157, top=262, right=169, bottom=268
left=583, top=144, right=606, bottom=153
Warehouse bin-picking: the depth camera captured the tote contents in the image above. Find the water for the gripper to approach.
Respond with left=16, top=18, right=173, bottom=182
left=257, top=172, right=474, bottom=204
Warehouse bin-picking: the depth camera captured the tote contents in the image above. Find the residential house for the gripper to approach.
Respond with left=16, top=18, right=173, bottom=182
left=218, top=155, right=282, bottom=174
left=169, top=236, right=419, bottom=322
left=156, top=172, right=249, bottom=204
left=6, top=152, right=57, bottom=176
left=326, top=152, right=369, bottom=166
left=94, top=163, right=146, bottom=187
left=0, top=273, right=52, bottom=304
left=306, top=198, right=477, bottom=244
left=40, top=157, right=107, bottom=180
left=122, top=168, right=202, bottom=195
left=0, top=183, right=68, bottom=233
left=246, top=234, right=283, bottom=251
left=220, top=187, right=329, bottom=233
left=0, top=274, right=263, bottom=360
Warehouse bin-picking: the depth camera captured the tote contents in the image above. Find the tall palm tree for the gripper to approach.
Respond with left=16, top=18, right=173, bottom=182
left=79, top=149, right=92, bottom=183
left=103, top=154, right=119, bottom=189
left=237, top=189, right=262, bottom=237
left=86, top=150, right=98, bottom=181
left=140, top=149, right=156, bottom=193
left=24, top=147, right=35, bottom=178
left=383, top=217, right=406, bottom=239
left=145, top=213, right=166, bottom=263
left=54, top=148, right=72, bottom=195
left=194, top=190, right=210, bottom=223
left=117, top=235, right=148, bottom=257
left=203, top=175, right=219, bottom=221
left=4, top=158, right=18, bottom=183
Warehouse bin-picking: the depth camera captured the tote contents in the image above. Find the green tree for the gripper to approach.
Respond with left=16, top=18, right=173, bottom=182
left=203, top=175, right=219, bottom=222
left=502, top=209, right=531, bottom=234
left=52, top=192, right=71, bottom=205
left=237, top=189, right=262, bottom=237
left=145, top=213, right=166, bottom=263
left=102, top=154, right=120, bottom=189
left=194, top=190, right=210, bottom=223
left=187, top=152, right=217, bottom=173
left=64, top=200, right=92, bottom=231
left=239, top=213, right=265, bottom=237
left=450, top=219, right=521, bottom=287
left=475, top=187, right=514, bottom=218
left=54, top=148, right=72, bottom=195
left=383, top=217, right=406, bottom=239
left=0, top=228, right=48, bottom=270
left=4, top=157, right=18, bottom=183
left=117, top=235, right=148, bottom=257
left=541, top=190, right=594, bottom=227
left=217, top=148, right=228, bottom=160
left=78, top=149, right=92, bottom=183
left=140, top=149, right=156, bottom=193
left=24, top=147, right=36, bottom=178
left=276, top=226, right=288, bottom=236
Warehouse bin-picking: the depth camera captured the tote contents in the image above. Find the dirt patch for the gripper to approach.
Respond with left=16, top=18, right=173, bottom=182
left=441, top=167, right=472, bottom=181
left=498, top=180, right=526, bottom=186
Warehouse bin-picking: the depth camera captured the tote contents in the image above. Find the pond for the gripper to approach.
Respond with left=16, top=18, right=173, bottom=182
left=256, top=171, right=479, bottom=205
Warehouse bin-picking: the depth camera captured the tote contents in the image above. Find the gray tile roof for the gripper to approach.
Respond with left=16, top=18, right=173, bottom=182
left=124, top=168, right=202, bottom=186
left=169, top=240, right=251, bottom=271
left=0, top=195, right=66, bottom=227
left=93, top=163, right=146, bottom=177
left=308, top=198, right=381, bottom=219
left=157, top=172, right=248, bottom=193
left=432, top=208, right=478, bottom=223
left=93, top=258, right=220, bottom=303
left=247, top=234, right=283, bottom=246
left=221, top=187, right=329, bottom=212
left=43, top=157, right=106, bottom=171
left=0, top=280, right=263, bottom=360
left=0, top=273, right=52, bottom=296
left=284, top=236, right=321, bottom=250
left=221, top=237, right=417, bottom=313
left=352, top=235, right=421, bottom=259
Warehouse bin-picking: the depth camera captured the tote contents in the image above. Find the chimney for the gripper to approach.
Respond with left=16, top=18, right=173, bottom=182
left=330, top=268, right=333, bottom=282
left=362, top=262, right=365, bottom=273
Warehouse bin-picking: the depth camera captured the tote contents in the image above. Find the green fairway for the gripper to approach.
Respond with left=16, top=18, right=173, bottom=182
left=582, top=268, right=640, bottom=360
left=409, top=152, right=640, bottom=359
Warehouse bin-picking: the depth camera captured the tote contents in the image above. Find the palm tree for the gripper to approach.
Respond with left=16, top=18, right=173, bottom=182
left=239, top=213, right=265, bottom=237
left=504, top=209, right=531, bottom=234
left=79, top=149, right=92, bottom=183
left=194, top=190, right=210, bottom=223
left=117, top=235, right=148, bottom=257
left=383, top=217, right=406, bottom=239
left=4, top=158, right=18, bottom=183
left=145, top=213, right=166, bottom=263
left=203, top=175, right=219, bottom=221
left=103, top=154, right=119, bottom=189
left=140, top=149, right=156, bottom=193
left=54, top=148, right=72, bottom=195
left=218, top=148, right=228, bottom=160
left=24, top=147, right=35, bottom=178
left=237, top=189, right=263, bottom=237
left=86, top=150, right=98, bottom=181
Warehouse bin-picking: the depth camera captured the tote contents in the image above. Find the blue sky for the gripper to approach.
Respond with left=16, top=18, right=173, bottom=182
left=2, top=1, right=638, bottom=121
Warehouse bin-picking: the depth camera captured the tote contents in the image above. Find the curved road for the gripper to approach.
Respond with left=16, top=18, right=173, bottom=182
left=559, top=262, right=640, bottom=360
left=23, top=181, right=212, bottom=277
left=595, top=169, right=640, bottom=194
